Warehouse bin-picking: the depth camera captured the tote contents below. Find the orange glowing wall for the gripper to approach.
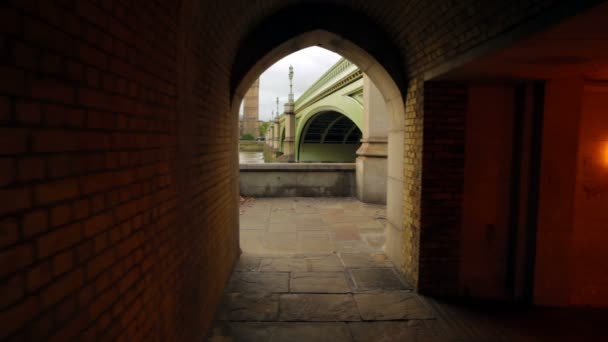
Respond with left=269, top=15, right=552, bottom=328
left=534, top=78, right=582, bottom=306
left=535, top=78, right=608, bottom=307
left=569, top=84, right=608, bottom=306
left=460, top=85, right=515, bottom=299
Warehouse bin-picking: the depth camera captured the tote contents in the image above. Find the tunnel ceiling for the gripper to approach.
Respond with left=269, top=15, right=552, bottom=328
left=302, top=111, right=362, bottom=144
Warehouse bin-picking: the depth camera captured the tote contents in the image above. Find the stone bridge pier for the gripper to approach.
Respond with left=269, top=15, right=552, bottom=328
left=356, top=75, right=389, bottom=204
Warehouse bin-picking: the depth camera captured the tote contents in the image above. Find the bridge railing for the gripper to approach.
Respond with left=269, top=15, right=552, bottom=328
left=294, top=58, right=359, bottom=111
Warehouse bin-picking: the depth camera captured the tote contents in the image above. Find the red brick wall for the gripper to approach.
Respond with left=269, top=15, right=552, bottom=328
left=418, top=82, right=467, bottom=294
left=0, top=1, right=238, bottom=340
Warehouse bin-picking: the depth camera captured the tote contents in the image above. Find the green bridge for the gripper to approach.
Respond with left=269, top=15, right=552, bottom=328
left=263, top=57, right=390, bottom=204
left=266, top=58, right=373, bottom=162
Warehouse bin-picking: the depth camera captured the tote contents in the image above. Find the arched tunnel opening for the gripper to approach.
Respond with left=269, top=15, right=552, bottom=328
left=298, top=110, right=362, bottom=162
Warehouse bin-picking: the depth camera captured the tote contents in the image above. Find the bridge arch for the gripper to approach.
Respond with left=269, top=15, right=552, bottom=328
left=294, top=103, right=363, bottom=159
left=280, top=126, right=285, bottom=152
left=229, top=5, right=411, bottom=285
left=298, top=110, right=363, bottom=162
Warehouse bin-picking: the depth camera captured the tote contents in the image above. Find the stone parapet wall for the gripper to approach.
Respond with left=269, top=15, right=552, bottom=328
left=240, top=163, right=355, bottom=197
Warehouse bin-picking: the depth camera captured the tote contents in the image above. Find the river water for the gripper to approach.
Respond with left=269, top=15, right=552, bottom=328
left=239, top=151, right=265, bottom=164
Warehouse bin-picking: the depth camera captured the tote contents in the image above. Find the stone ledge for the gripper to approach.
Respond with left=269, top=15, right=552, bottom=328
left=240, top=163, right=356, bottom=171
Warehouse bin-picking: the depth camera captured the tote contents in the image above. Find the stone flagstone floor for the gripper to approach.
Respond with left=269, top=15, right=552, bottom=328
left=208, top=198, right=446, bottom=341
left=208, top=198, right=608, bottom=341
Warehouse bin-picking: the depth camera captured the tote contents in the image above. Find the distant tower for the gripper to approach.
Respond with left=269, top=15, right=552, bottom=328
left=280, top=65, right=296, bottom=161
left=243, top=79, right=260, bottom=137
left=288, top=65, right=294, bottom=103
left=276, top=97, right=280, bottom=119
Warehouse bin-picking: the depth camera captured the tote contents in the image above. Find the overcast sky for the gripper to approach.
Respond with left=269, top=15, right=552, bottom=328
left=245, top=47, right=342, bottom=121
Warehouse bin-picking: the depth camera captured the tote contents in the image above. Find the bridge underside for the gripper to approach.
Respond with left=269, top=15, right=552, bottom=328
left=298, top=111, right=362, bottom=162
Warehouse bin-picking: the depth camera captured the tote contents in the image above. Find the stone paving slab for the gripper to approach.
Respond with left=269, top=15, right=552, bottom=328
left=297, top=231, right=330, bottom=240
left=333, top=230, right=361, bottom=241
left=307, top=254, right=343, bottom=271
left=354, top=292, right=435, bottom=320
left=348, top=268, right=408, bottom=292
left=267, top=223, right=297, bottom=232
left=271, top=323, right=353, bottom=341
left=240, top=222, right=268, bottom=230
left=269, top=216, right=291, bottom=224
left=290, top=272, right=350, bottom=293
left=340, top=253, right=394, bottom=268
left=279, top=294, right=360, bottom=321
left=208, top=322, right=273, bottom=342
left=348, top=321, right=444, bottom=342
left=218, top=293, right=279, bottom=321
left=360, top=233, right=386, bottom=249
left=334, top=240, right=375, bottom=253
left=234, top=255, right=261, bottom=272
left=215, top=198, right=451, bottom=340
left=296, top=240, right=334, bottom=254
left=259, top=258, right=308, bottom=272
left=355, top=221, right=384, bottom=231
left=227, top=272, right=289, bottom=293
left=209, top=322, right=354, bottom=342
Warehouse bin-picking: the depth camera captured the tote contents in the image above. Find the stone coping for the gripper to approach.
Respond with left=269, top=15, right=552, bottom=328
left=240, top=163, right=355, bottom=171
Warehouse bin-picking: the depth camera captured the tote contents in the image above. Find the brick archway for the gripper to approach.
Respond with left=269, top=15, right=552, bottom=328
left=229, top=27, right=415, bottom=285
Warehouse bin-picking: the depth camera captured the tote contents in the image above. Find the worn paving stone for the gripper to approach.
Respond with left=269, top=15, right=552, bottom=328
left=318, top=208, right=344, bottom=215
left=354, top=292, right=434, bottom=320
left=269, top=216, right=291, bottom=224
left=210, top=322, right=354, bottom=342
left=290, top=272, right=350, bottom=293
left=333, top=230, right=361, bottom=241
left=208, top=322, right=273, bottom=342
left=272, top=323, right=353, bottom=341
left=234, top=255, right=261, bottom=271
left=349, top=268, right=408, bottom=291
left=268, top=223, right=297, bottom=232
left=327, top=222, right=358, bottom=230
left=263, top=232, right=297, bottom=252
left=340, top=252, right=393, bottom=268
left=280, top=294, right=360, bottom=321
left=218, top=293, right=279, bottom=321
left=293, top=204, right=319, bottom=214
left=295, top=223, right=326, bottom=231
left=260, top=258, right=308, bottom=272
left=239, top=231, right=266, bottom=255
left=322, top=213, right=372, bottom=224
left=360, top=233, right=386, bottom=249
left=240, top=222, right=268, bottom=230
left=334, top=240, right=375, bottom=253
left=298, top=231, right=330, bottom=240
left=349, top=321, right=443, bottom=342
left=355, top=220, right=384, bottom=231
left=307, top=255, right=343, bottom=271
left=227, top=272, right=289, bottom=293
left=297, top=240, right=334, bottom=254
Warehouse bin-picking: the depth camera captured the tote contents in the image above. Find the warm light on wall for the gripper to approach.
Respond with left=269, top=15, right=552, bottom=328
left=603, top=141, right=608, bottom=169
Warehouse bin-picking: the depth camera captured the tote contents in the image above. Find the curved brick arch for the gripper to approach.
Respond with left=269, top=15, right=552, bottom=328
left=230, top=3, right=408, bottom=102
left=228, top=26, right=410, bottom=281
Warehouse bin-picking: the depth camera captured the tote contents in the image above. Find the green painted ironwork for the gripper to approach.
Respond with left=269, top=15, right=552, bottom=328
left=268, top=58, right=364, bottom=161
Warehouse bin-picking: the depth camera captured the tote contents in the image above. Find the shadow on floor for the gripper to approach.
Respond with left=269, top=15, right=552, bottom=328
left=209, top=198, right=608, bottom=341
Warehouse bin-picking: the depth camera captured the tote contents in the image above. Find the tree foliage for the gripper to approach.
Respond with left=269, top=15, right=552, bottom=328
left=241, top=133, right=255, bottom=140
left=259, top=121, right=270, bottom=137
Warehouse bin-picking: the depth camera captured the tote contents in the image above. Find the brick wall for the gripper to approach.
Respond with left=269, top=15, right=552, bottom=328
left=0, top=1, right=238, bottom=340
left=418, top=82, right=467, bottom=294
left=0, top=0, right=602, bottom=340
